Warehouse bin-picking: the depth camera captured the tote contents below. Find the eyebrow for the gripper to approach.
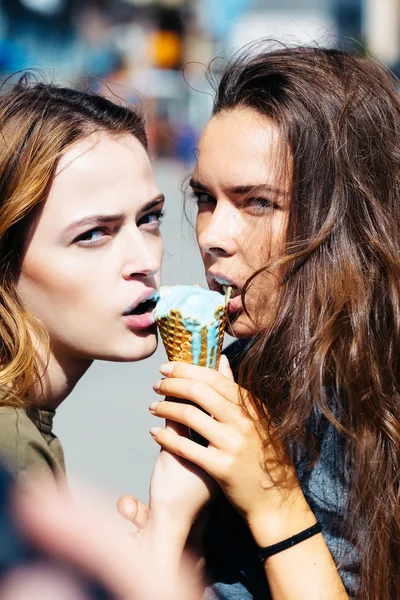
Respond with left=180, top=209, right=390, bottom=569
left=189, top=179, right=288, bottom=198
left=63, top=194, right=165, bottom=235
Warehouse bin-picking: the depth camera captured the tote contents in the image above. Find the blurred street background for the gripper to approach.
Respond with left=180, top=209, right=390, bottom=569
left=2, top=0, right=399, bottom=502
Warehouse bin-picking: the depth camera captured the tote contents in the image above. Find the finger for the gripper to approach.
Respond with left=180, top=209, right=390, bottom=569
left=153, top=378, right=239, bottom=423
left=149, top=426, right=219, bottom=478
left=165, top=409, right=189, bottom=435
left=218, top=355, right=234, bottom=381
left=117, top=495, right=148, bottom=530
left=159, top=362, right=241, bottom=404
left=150, top=399, right=229, bottom=447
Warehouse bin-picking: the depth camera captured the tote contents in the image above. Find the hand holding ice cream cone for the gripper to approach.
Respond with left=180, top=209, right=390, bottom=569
left=154, top=285, right=231, bottom=445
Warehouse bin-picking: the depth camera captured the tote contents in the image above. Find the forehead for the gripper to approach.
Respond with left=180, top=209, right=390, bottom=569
left=195, top=108, right=284, bottom=186
left=45, top=132, right=155, bottom=217
left=56, top=131, right=151, bottom=191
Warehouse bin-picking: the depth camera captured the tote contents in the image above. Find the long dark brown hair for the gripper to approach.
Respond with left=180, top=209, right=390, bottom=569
left=0, top=75, right=147, bottom=406
left=212, top=46, right=400, bottom=599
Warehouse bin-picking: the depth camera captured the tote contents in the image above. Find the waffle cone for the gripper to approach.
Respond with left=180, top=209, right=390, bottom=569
left=156, top=293, right=229, bottom=369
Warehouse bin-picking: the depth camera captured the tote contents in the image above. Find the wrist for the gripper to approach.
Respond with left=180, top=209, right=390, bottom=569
left=257, top=521, right=322, bottom=563
left=137, top=518, right=187, bottom=595
left=139, top=517, right=187, bottom=581
left=144, top=509, right=192, bottom=550
left=246, top=486, right=316, bottom=548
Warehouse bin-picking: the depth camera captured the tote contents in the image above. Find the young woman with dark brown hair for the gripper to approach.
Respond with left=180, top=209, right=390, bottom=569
left=121, top=47, right=400, bottom=600
left=0, top=77, right=165, bottom=481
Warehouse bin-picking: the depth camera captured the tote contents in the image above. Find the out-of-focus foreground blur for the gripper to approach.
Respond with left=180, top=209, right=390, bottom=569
left=3, top=0, right=399, bottom=502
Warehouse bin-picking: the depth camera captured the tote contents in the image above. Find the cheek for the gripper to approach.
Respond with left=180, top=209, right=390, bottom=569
left=238, top=226, right=267, bottom=270
left=195, top=212, right=207, bottom=243
left=152, top=232, right=164, bottom=264
left=154, top=239, right=163, bottom=286
left=18, top=254, right=92, bottom=315
left=271, top=214, right=288, bottom=258
left=244, top=215, right=287, bottom=267
left=156, top=234, right=164, bottom=259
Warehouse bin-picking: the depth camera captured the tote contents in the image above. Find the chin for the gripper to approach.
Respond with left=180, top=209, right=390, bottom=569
left=227, top=317, right=258, bottom=339
left=97, top=328, right=159, bottom=363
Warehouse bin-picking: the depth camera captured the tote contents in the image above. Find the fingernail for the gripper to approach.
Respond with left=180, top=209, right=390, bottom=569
left=122, top=501, right=135, bottom=519
left=149, top=427, right=161, bottom=437
left=159, top=363, right=173, bottom=376
left=153, top=380, right=163, bottom=392
left=149, top=401, right=159, bottom=412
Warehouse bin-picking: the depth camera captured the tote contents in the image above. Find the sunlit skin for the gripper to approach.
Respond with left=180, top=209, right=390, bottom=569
left=17, top=132, right=164, bottom=408
left=119, top=109, right=348, bottom=599
left=191, top=107, right=290, bottom=338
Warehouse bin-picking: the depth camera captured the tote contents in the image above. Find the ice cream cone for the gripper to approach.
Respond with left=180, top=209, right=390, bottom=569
left=154, top=285, right=231, bottom=446
left=155, top=286, right=231, bottom=370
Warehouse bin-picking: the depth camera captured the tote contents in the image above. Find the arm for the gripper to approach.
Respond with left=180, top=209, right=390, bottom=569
left=139, top=442, right=214, bottom=588
left=149, top=359, right=349, bottom=600
left=117, top=359, right=236, bottom=591
left=117, top=444, right=215, bottom=596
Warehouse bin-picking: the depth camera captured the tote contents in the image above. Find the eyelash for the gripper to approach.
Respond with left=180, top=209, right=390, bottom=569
left=190, top=191, right=215, bottom=206
left=245, top=197, right=280, bottom=211
left=137, top=209, right=165, bottom=228
left=190, top=191, right=279, bottom=212
left=74, top=227, right=110, bottom=247
left=74, top=210, right=165, bottom=247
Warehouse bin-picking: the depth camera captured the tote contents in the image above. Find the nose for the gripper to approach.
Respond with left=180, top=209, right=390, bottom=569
left=197, top=201, right=238, bottom=258
left=122, top=236, right=161, bottom=281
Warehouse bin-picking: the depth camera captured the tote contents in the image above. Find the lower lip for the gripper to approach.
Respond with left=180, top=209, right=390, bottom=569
left=228, top=294, right=242, bottom=315
left=122, top=310, right=156, bottom=330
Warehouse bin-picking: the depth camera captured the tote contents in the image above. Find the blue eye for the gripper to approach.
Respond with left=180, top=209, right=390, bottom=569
left=147, top=212, right=162, bottom=224
left=74, top=227, right=109, bottom=246
left=246, top=197, right=280, bottom=212
left=138, top=210, right=165, bottom=227
left=84, top=229, right=104, bottom=240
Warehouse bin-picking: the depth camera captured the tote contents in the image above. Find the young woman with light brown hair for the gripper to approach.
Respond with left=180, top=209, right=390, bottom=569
left=0, top=77, right=165, bottom=480
left=120, top=46, right=400, bottom=600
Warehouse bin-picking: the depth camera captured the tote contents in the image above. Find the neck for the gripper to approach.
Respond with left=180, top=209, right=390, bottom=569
left=31, top=345, right=93, bottom=411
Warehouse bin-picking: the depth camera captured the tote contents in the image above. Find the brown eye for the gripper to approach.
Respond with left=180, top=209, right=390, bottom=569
left=191, top=191, right=215, bottom=206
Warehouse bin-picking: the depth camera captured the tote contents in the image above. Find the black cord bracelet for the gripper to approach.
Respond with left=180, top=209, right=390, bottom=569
left=258, top=522, right=322, bottom=563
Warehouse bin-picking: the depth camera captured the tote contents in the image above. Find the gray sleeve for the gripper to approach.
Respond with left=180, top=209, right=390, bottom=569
left=296, top=417, right=359, bottom=597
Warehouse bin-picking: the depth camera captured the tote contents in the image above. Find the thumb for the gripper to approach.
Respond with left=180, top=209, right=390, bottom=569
left=218, top=354, right=234, bottom=381
left=117, top=495, right=149, bottom=530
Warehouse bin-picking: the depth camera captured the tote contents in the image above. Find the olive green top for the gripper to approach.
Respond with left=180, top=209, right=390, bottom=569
left=0, top=406, right=66, bottom=481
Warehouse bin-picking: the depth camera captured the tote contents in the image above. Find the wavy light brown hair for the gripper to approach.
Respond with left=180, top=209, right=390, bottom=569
left=0, top=75, right=147, bottom=407
left=213, top=47, right=400, bottom=599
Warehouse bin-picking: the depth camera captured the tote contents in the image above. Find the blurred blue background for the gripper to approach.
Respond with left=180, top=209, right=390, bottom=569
left=0, top=0, right=398, bottom=163
left=3, top=0, right=398, bottom=502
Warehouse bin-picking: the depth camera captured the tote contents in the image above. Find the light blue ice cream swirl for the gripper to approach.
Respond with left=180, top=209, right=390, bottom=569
left=154, top=285, right=227, bottom=368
